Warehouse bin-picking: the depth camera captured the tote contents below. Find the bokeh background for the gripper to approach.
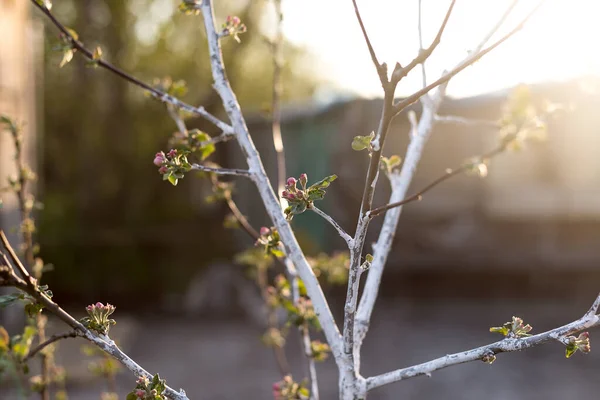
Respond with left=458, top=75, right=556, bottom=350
left=2, top=0, right=600, bottom=399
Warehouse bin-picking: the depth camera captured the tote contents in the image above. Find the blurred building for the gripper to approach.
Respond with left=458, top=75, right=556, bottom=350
left=240, top=79, right=600, bottom=296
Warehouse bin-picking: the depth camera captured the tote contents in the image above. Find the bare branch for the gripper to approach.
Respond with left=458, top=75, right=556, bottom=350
left=270, top=0, right=287, bottom=209
left=190, top=164, right=252, bottom=177
left=368, top=143, right=506, bottom=218
left=354, top=0, right=526, bottom=365
left=5, top=257, right=189, bottom=399
left=0, top=230, right=34, bottom=288
left=392, top=1, right=546, bottom=115
left=199, top=0, right=344, bottom=367
left=310, top=206, right=353, bottom=247
left=352, top=0, right=388, bottom=85
left=417, top=0, right=427, bottom=88
left=434, top=114, right=500, bottom=128
left=366, top=294, right=600, bottom=391
left=24, top=331, right=79, bottom=363
left=586, top=292, right=600, bottom=318
left=391, top=0, right=457, bottom=84
left=29, top=0, right=232, bottom=135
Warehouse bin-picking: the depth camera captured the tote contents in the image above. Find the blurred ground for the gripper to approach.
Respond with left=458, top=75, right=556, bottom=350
left=4, top=296, right=599, bottom=399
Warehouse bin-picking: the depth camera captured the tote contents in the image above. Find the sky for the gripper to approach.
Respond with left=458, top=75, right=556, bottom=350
left=281, top=0, right=600, bottom=99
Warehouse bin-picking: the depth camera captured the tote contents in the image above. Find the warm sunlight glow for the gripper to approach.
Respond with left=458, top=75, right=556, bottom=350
left=284, top=0, right=599, bottom=98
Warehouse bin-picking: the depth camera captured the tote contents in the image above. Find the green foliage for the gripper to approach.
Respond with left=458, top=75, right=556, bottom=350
left=256, top=227, right=285, bottom=258
left=282, top=174, right=337, bottom=220
left=127, top=374, right=167, bottom=400
left=12, top=326, right=38, bottom=362
left=565, top=332, right=591, bottom=358
left=272, top=375, right=310, bottom=400
left=307, top=252, right=349, bottom=285
left=309, top=340, right=331, bottom=362
left=80, top=303, right=116, bottom=335
left=178, top=0, right=202, bottom=15
left=499, top=85, right=548, bottom=151
left=380, top=155, right=401, bottom=175
left=34, top=0, right=52, bottom=10
left=351, top=131, right=374, bottom=151
left=490, top=316, right=532, bottom=338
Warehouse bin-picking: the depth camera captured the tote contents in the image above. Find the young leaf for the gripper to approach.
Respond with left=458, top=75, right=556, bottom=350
left=59, top=49, right=74, bottom=68
left=351, top=131, right=374, bottom=151
left=308, top=175, right=337, bottom=191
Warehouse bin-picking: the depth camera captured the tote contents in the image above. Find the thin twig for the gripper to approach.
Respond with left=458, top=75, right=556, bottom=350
left=199, top=0, right=344, bottom=368
left=270, top=0, right=287, bottom=209
left=352, top=0, right=388, bottom=85
left=434, top=115, right=499, bottom=128
left=0, top=230, right=34, bottom=288
left=29, top=0, right=233, bottom=135
left=392, top=1, right=546, bottom=115
left=354, top=0, right=527, bottom=365
left=417, top=0, right=427, bottom=88
left=190, top=164, right=252, bottom=177
left=366, top=293, right=600, bottom=391
left=391, top=0, right=457, bottom=84
left=24, top=331, right=79, bottom=363
left=368, top=144, right=506, bottom=217
left=310, top=206, right=353, bottom=247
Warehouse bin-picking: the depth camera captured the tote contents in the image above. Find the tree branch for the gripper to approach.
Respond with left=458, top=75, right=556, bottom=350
left=310, top=206, right=353, bottom=247
left=270, top=0, right=287, bottom=208
left=434, top=114, right=499, bottom=128
left=366, top=293, right=600, bottom=391
left=0, top=230, right=34, bottom=289
left=199, top=0, right=344, bottom=368
left=417, top=0, right=427, bottom=88
left=392, top=0, right=546, bottom=115
left=24, top=331, right=79, bottom=363
left=352, top=0, right=388, bottom=85
left=29, top=0, right=233, bottom=135
left=390, top=0, right=456, bottom=84
left=190, top=164, right=252, bottom=177
left=368, top=143, right=506, bottom=218
left=2, top=237, right=189, bottom=400
left=354, top=0, right=531, bottom=366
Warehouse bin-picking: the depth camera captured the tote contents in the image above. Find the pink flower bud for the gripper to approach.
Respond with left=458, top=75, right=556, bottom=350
left=286, top=177, right=296, bottom=187
left=153, top=152, right=165, bottom=166
left=95, top=302, right=104, bottom=308
left=299, top=173, right=307, bottom=186
left=232, top=16, right=240, bottom=25
left=260, top=227, right=270, bottom=236
left=135, top=389, right=145, bottom=398
left=158, top=165, right=169, bottom=174
left=167, top=149, right=177, bottom=158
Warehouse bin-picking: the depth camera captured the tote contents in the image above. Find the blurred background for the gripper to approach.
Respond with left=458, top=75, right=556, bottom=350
left=1, top=0, right=600, bottom=399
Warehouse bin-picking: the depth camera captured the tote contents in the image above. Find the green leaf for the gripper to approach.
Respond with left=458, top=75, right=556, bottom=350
left=126, top=392, right=138, bottom=400
left=59, top=49, right=74, bottom=68
left=381, top=155, right=402, bottom=173
left=167, top=174, right=178, bottom=186
left=365, top=254, right=374, bottom=262
left=307, top=189, right=325, bottom=201
left=565, top=346, right=576, bottom=358
left=308, top=175, right=337, bottom=191
left=351, top=132, right=374, bottom=151
left=0, top=293, right=24, bottom=309
left=190, top=130, right=215, bottom=161
left=34, top=0, right=52, bottom=10
left=13, top=326, right=37, bottom=360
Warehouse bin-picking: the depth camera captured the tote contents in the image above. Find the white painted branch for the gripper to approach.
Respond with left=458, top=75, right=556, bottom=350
left=434, top=115, right=499, bottom=128
left=354, top=95, right=441, bottom=371
left=82, top=331, right=189, bottom=400
left=190, top=164, right=251, bottom=177
left=311, top=206, right=353, bottom=247
left=199, top=0, right=344, bottom=368
left=354, top=0, right=524, bottom=368
left=366, top=293, right=600, bottom=390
